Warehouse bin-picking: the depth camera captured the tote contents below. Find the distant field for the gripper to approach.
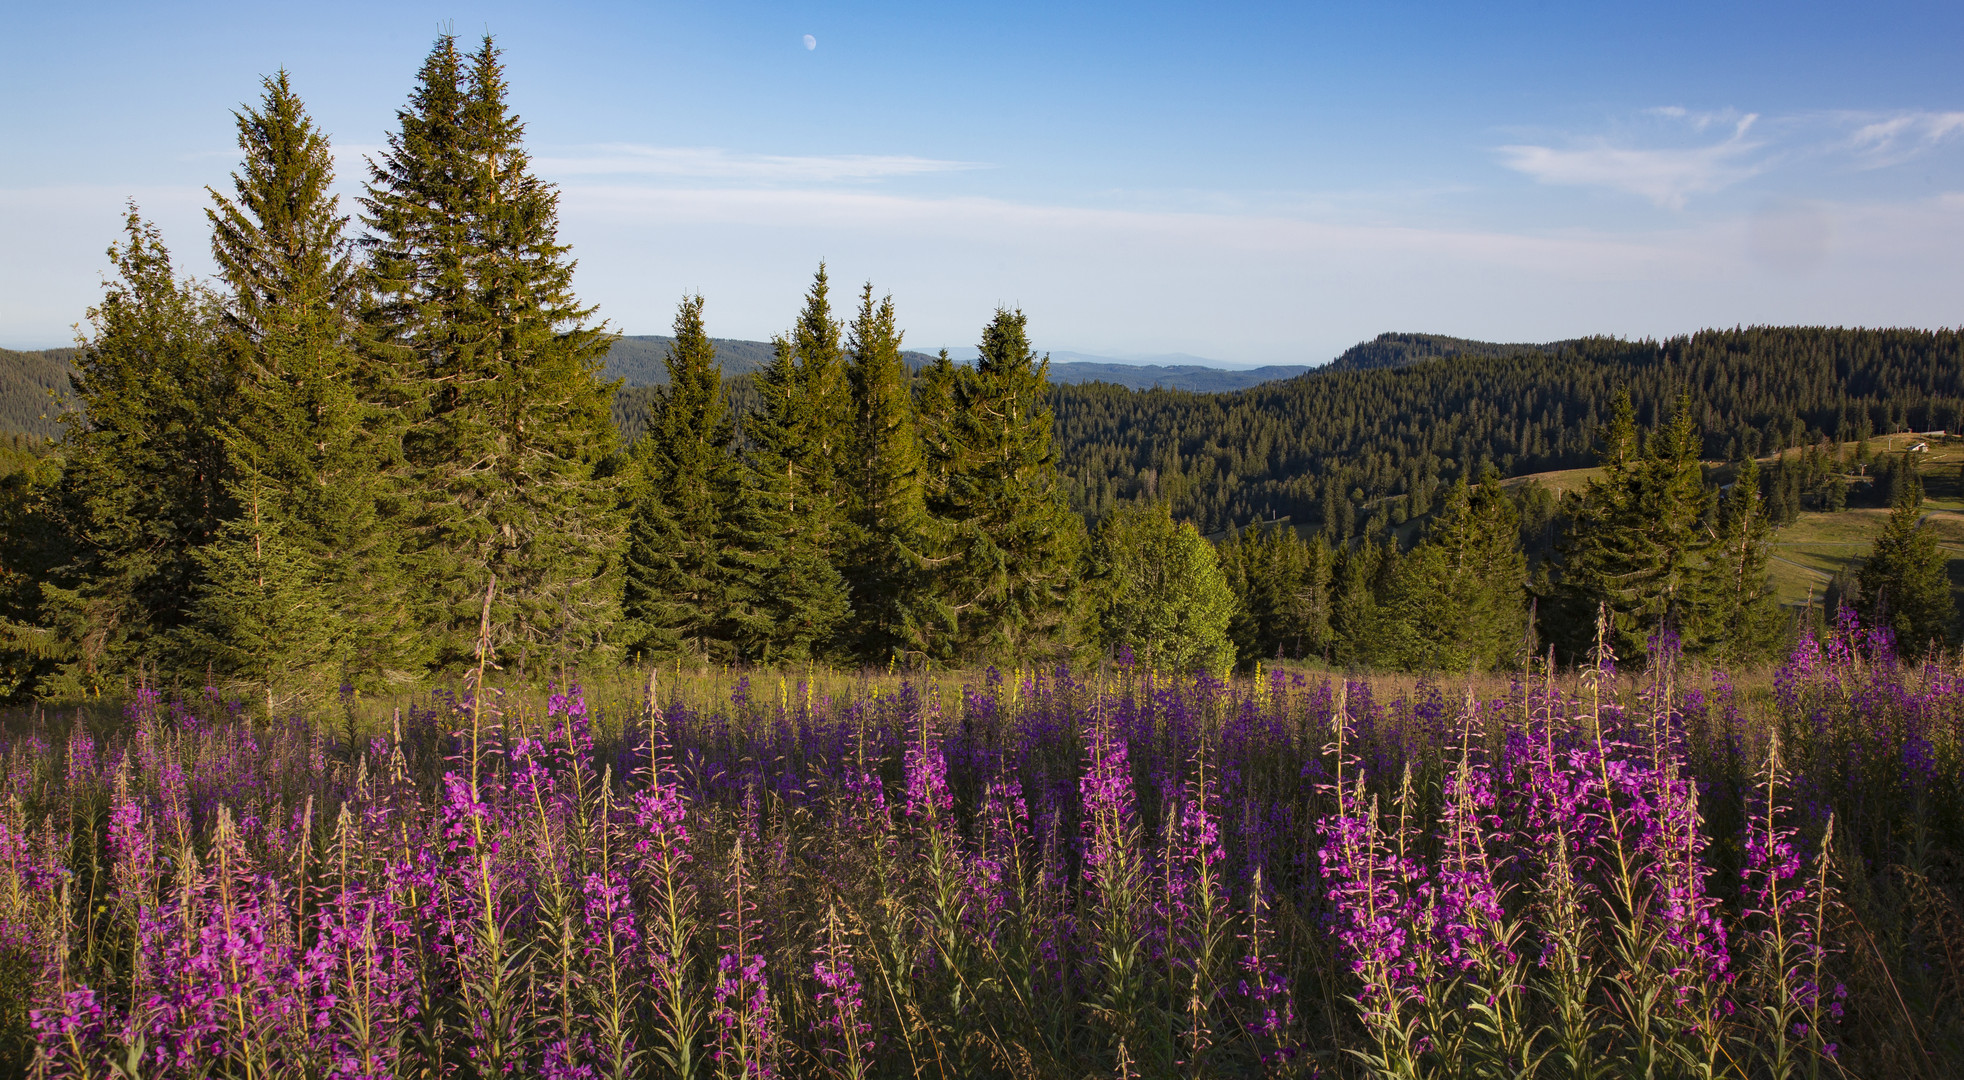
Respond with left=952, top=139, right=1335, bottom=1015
left=1506, top=430, right=1964, bottom=613
left=1762, top=508, right=1964, bottom=609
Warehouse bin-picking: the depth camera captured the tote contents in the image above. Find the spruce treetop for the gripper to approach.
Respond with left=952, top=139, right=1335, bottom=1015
left=207, top=70, right=356, bottom=343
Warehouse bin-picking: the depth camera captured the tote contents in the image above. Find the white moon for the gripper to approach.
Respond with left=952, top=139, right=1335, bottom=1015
left=803, top=34, right=817, bottom=50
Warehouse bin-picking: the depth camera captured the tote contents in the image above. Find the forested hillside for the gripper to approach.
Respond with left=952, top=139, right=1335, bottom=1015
left=1056, top=327, right=1964, bottom=534
left=602, top=334, right=779, bottom=385
left=1324, top=330, right=1560, bottom=372
left=0, top=347, right=75, bottom=440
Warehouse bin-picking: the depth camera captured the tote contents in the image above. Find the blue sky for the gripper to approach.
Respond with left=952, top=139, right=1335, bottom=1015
left=2, top=1, right=1960, bottom=365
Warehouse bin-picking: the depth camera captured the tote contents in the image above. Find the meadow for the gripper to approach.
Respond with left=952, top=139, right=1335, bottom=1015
left=3, top=616, right=1961, bottom=1079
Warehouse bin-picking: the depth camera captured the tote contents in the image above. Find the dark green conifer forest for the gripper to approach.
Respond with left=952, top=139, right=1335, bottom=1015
left=1, top=35, right=1961, bottom=703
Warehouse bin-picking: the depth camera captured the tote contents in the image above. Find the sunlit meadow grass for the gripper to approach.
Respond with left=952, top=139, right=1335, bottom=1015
left=3, top=615, right=1962, bottom=1078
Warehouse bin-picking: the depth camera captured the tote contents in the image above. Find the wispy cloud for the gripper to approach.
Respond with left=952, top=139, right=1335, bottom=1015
left=1842, top=111, right=1964, bottom=169
left=560, top=183, right=1695, bottom=276
left=1642, top=106, right=1747, bottom=134
left=532, top=144, right=982, bottom=183
left=1497, top=114, right=1764, bottom=209
left=1498, top=106, right=1964, bottom=209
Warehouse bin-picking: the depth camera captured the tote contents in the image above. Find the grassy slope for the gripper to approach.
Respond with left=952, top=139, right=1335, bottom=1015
left=1509, top=430, right=1964, bottom=611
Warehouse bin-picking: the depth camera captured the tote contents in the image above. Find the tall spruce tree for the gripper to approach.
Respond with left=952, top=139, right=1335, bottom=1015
left=1857, top=459, right=1954, bottom=652
left=938, top=310, right=1084, bottom=659
left=789, top=263, right=851, bottom=512
left=912, top=347, right=967, bottom=660
left=185, top=485, right=334, bottom=718
left=1551, top=392, right=1717, bottom=661
left=621, top=296, right=739, bottom=661
left=44, top=210, right=229, bottom=695
left=841, top=285, right=946, bottom=661
left=1702, top=456, right=1788, bottom=662
left=736, top=329, right=850, bottom=662
left=915, top=348, right=962, bottom=506
left=0, top=451, right=69, bottom=701
left=362, top=34, right=621, bottom=673
left=187, top=71, right=412, bottom=702
left=1328, top=538, right=1386, bottom=668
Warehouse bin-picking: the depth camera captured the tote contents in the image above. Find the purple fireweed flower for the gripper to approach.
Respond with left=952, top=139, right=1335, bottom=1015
left=1238, top=870, right=1298, bottom=1066
left=64, top=727, right=100, bottom=787
left=509, top=734, right=557, bottom=808
left=1435, top=744, right=1510, bottom=974
left=631, top=780, right=690, bottom=852
left=1742, top=740, right=1842, bottom=1066
left=304, top=883, right=415, bottom=1079
left=974, top=778, right=1030, bottom=934
left=28, top=985, right=110, bottom=1076
left=135, top=808, right=302, bottom=1075
left=1167, top=766, right=1224, bottom=927
left=810, top=904, right=872, bottom=1073
left=712, top=951, right=774, bottom=1076
left=1317, top=689, right=1427, bottom=1022
left=438, top=773, right=495, bottom=855
left=1316, top=778, right=1424, bottom=1011
left=583, top=867, right=640, bottom=955
left=1078, top=701, right=1147, bottom=1020
left=903, top=740, right=951, bottom=820
left=1079, top=711, right=1137, bottom=872
left=1641, top=766, right=1731, bottom=991
left=539, top=1039, right=600, bottom=1080
left=158, top=757, right=192, bottom=852
left=107, top=774, right=155, bottom=884
left=712, top=840, right=776, bottom=1080
left=844, top=769, right=893, bottom=839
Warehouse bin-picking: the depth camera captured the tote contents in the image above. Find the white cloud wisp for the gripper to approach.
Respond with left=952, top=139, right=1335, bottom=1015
left=1498, top=114, right=1764, bottom=209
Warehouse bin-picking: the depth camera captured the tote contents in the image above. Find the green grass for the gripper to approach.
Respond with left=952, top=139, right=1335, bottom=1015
left=1507, top=432, right=1964, bottom=613
left=1765, top=508, right=1964, bottom=610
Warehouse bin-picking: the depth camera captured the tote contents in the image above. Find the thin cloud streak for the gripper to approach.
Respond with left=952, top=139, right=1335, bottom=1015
left=1498, top=107, right=1964, bottom=208
left=1497, top=115, right=1764, bottom=209
left=533, top=144, right=983, bottom=183
left=1844, top=111, right=1964, bottom=169
left=562, top=182, right=1693, bottom=276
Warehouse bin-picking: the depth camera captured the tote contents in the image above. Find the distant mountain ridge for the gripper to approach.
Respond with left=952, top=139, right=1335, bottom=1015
left=1034, top=361, right=1313, bottom=391
left=599, top=335, right=946, bottom=387
left=600, top=335, right=1311, bottom=392
left=1324, top=332, right=1568, bottom=373
left=0, top=331, right=1603, bottom=441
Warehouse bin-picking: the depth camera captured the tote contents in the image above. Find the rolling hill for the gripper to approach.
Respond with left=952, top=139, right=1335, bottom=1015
left=1035, top=361, right=1312, bottom=391
left=1053, top=327, right=1964, bottom=533
left=1324, top=331, right=1565, bottom=372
